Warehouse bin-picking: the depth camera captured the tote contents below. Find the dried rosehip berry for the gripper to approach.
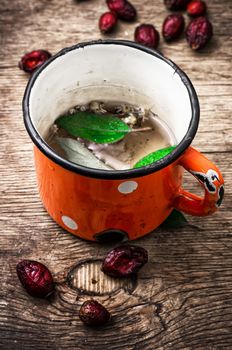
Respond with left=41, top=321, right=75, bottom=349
left=99, top=11, right=118, bottom=33
left=134, top=24, right=160, bottom=49
left=162, top=14, right=185, bottom=41
left=79, top=300, right=111, bottom=326
left=18, top=50, right=51, bottom=73
left=186, top=16, right=213, bottom=50
left=187, top=0, right=206, bottom=17
left=164, top=0, right=190, bottom=10
left=16, top=260, right=54, bottom=298
left=106, top=0, right=136, bottom=22
left=102, top=245, right=148, bottom=278
left=106, top=0, right=124, bottom=11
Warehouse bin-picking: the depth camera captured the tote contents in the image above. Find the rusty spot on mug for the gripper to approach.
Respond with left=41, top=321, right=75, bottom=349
left=67, top=260, right=136, bottom=295
left=94, top=229, right=128, bottom=243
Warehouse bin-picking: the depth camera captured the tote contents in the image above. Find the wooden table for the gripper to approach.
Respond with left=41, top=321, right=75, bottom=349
left=0, top=0, right=231, bottom=349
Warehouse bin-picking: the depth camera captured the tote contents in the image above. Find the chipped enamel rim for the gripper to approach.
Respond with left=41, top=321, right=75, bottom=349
left=23, top=40, right=200, bottom=180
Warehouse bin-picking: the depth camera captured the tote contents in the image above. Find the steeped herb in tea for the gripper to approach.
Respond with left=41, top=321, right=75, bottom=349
left=46, top=100, right=177, bottom=170
left=55, top=137, right=113, bottom=170
left=134, top=146, right=176, bottom=168
left=56, top=112, right=131, bottom=144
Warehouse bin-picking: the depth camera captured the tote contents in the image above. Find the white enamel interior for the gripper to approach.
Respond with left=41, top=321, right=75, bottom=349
left=29, top=43, right=192, bottom=143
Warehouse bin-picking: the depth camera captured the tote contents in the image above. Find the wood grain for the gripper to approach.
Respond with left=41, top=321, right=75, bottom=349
left=0, top=0, right=232, bottom=349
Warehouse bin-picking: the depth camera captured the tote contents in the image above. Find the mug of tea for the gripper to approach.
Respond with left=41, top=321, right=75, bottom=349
left=23, top=40, right=224, bottom=242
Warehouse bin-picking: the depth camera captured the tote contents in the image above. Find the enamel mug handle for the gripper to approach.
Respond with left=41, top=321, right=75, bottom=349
left=174, top=147, right=224, bottom=216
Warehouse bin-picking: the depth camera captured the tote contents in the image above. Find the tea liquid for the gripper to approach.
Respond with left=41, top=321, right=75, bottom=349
left=46, top=101, right=176, bottom=170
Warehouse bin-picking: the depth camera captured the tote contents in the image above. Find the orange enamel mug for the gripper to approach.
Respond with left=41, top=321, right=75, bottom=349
left=23, top=40, right=224, bottom=242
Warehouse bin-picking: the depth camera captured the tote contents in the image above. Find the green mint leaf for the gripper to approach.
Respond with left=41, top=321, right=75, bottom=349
left=160, top=209, right=188, bottom=229
left=56, top=111, right=131, bottom=144
left=134, top=146, right=176, bottom=168
left=56, top=137, right=112, bottom=170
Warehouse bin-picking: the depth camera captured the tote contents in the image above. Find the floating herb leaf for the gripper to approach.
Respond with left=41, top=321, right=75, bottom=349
left=56, top=111, right=131, bottom=144
left=160, top=209, right=188, bottom=229
left=134, top=146, right=176, bottom=168
left=56, top=137, right=112, bottom=170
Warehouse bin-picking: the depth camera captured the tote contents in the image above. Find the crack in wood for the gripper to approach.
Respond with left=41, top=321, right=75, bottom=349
left=154, top=302, right=167, bottom=331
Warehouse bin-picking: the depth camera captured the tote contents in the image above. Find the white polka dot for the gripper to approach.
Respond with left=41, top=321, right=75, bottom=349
left=118, top=181, right=138, bottom=194
left=61, top=216, right=78, bottom=230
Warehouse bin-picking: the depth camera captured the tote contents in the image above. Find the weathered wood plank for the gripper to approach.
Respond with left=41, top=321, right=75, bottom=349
left=0, top=0, right=231, bottom=349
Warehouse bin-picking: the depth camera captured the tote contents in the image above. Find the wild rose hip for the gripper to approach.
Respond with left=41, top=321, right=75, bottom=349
left=102, top=245, right=148, bottom=278
left=164, top=0, right=190, bottom=11
left=19, top=50, right=51, bottom=73
left=16, top=260, right=54, bottom=298
left=106, top=0, right=136, bottom=22
left=187, top=0, right=206, bottom=17
left=186, top=16, right=213, bottom=50
left=117, top=1, right=136, bottom=21
left=134, top=24, right=160, bottom=49
left=79, top=300, right=111, bottom=326
left=106, top=0, right=124, bottom=12
left=99, top=12, right=117, bottom=33
left=162, top=14, right=185, bottom=41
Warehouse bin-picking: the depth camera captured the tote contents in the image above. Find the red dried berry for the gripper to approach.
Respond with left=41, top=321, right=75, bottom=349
left=79, top=300, right=111, bottom=326
left=99, top=11, right=118, bottom=33
left=16, top=260, right=54, bottom=298
left=186, top=16, right=213, bottom=50
left=106, top=0, right=124, bottom=11
left=164, top=0, right=190, bottom=10
left=162, top=14, right=185, bottom=41
left=134, top=24, right=160, bottom=49
left=106, top=0, right=136, bottom=22
left=187, top=0, right=206, bottom=17
left=102, top=245, right=148, bottom=278
left=19, top=50, right=51, bottom=73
